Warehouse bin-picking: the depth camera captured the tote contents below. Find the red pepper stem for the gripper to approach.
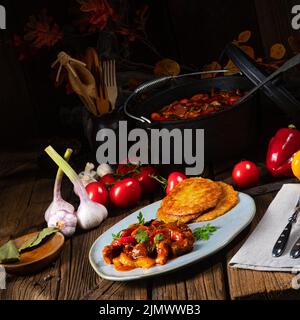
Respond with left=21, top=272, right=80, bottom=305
left=288, top=124, right=297, bottom=129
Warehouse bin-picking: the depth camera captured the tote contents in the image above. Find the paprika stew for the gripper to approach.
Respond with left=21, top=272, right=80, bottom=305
left=151, top=89, right=243, bottom=121
left=102, top=219, right=195, bottom=271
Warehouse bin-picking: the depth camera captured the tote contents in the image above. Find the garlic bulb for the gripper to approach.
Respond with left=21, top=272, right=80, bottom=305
left=48, top=210, right=77, bottom=237
left=45, top=146, right=108, bottom=231
left=97, top=163, right=114, bottom=178
left=45, top=149, right=75, bottom=223
left=76, top=193, right=108, bottom=230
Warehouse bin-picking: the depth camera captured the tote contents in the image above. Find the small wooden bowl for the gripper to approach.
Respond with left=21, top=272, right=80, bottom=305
left=2, top=232, right=65, bottom=275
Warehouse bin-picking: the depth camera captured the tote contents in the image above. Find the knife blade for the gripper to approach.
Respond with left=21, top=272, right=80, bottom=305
left=272, top=199, right=300, bottom=258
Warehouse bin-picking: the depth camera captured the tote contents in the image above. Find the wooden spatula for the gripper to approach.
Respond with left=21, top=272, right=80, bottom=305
left=52, top=52, right=98, bottom=116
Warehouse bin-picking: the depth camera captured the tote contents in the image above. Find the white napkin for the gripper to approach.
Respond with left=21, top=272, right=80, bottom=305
left=229, top=184, right=300, bottom=272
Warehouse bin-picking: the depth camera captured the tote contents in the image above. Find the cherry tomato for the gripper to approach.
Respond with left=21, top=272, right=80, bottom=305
left=232, top=161, right=260, bottom=189
left=116, top=163, right=139, bottom=176
left=109, top=178, right=142, bottom=208
left=100, top=174, right=118, bottom=189
left=166, top=172, right=187, bottom=194
left=133, top=166, right=159, bottom=194
left=85, top=182, right=109, bottom=206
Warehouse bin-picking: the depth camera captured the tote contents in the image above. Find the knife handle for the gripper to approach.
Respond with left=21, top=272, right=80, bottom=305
left=272, top=222, right=293, bottom=257
left=290, top=237, right=300, bottom=259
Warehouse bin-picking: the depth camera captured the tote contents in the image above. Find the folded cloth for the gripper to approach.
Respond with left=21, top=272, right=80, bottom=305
left=229, top=184, right=300, bottom=272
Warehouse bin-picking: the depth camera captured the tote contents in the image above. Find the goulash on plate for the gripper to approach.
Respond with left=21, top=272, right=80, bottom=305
left=102, top=219, right=195, bottom=271
left=102, top=177, right=238, bottom=271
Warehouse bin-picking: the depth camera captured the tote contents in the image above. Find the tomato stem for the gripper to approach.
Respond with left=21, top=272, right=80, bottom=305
left=150, top=174, right=167, bottom=190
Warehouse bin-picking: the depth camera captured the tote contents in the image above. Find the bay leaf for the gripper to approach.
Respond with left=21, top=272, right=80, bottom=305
left=0, top=240, right=20, bottom=264
left=18, top=234, right=39, bottom=252
left=18, top=227, right=58, bottom=252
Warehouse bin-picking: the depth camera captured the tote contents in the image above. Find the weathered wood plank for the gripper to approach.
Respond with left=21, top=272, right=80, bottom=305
left=81, top=279, right=149, bottom=300
left=0, top=152, right=38, bottom=239
left=0, top=261, right=61, bottom=300
left=151, top=259, right=226, bottom=300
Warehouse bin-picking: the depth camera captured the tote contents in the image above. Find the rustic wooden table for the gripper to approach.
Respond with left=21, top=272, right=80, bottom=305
left=1, top=148, right=300, bottom=300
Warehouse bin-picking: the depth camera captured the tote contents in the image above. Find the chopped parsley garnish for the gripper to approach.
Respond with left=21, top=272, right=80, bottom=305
left=193, top=224, right=217, bottom=241
left=154, top=234, right=164, bottom=242
left=137, top=212, right=145, bottom=225
left=135, top=229, right=149, bottom=243
left=112, top=231, right=121, bottom=240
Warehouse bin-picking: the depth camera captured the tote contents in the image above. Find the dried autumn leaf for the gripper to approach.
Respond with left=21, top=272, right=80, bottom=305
left=240, top=45, right=255, bottom=59
left=288, top=36, right=300, bottom=53
left=80, top=0, right=118, bottom=30
left=154, top=59, right=180, bottom=76
left=224, top=59, right=239, bottom=76
left=201, top=61, right=221, bottom=79
left=24, top=10, right=63, bottom=48
left=270, top=43, right=286, bottom=60
left=238, top=30, right=252, bottom=43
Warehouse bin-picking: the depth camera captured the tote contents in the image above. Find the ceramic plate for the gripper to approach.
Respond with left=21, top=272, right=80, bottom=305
left=89, top=193, right=255, bottom=281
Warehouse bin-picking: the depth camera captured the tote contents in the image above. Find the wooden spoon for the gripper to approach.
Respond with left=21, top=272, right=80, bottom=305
left=2, top=232, right=64, bottom=275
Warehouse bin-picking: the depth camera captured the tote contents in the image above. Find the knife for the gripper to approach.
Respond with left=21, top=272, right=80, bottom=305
left=272, top=198, right=300, bottom=258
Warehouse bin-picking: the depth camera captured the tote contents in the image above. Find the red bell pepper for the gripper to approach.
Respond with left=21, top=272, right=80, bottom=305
left=120, top=226, right=137, bottom=238
left=112, top=236, right=136, bottom=247
left=266, top=126, right=300, bottom=177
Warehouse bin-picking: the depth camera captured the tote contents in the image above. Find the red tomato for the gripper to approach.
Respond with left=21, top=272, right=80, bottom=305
left=116, top=163, right=139, bottom=176
left=232, top=161, right=260, bottom=189
left=109, top=178, right=142, bottom=208
left=134, top=166, right=159, bottom=194
left=100, top=174, right=118, bottom=189
left=166, top=172, right=187, bottom=194
left=86, top=182, right=109, bottom=206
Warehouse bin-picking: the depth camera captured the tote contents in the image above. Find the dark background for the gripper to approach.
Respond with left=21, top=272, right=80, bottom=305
left=0, top=0, right=298, bottom=146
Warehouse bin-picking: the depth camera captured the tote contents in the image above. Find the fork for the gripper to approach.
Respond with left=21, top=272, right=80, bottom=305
left=272, top=197, right=300, bottom=257
left=103, top=60, right=118, bottom=111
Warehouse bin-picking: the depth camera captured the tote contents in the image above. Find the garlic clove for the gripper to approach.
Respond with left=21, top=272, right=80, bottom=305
left=96, top=163, right=114, bottom=178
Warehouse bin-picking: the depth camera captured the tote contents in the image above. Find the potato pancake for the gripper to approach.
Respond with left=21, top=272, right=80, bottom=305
left=160, top=178, right=222, bottom=216
left=196, top=182, right=238, bottom=222
left=157, top=207, right=201, bottom=223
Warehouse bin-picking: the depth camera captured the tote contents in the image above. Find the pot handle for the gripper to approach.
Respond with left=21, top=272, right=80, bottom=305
left=123, top=76, right=173, bottom=124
